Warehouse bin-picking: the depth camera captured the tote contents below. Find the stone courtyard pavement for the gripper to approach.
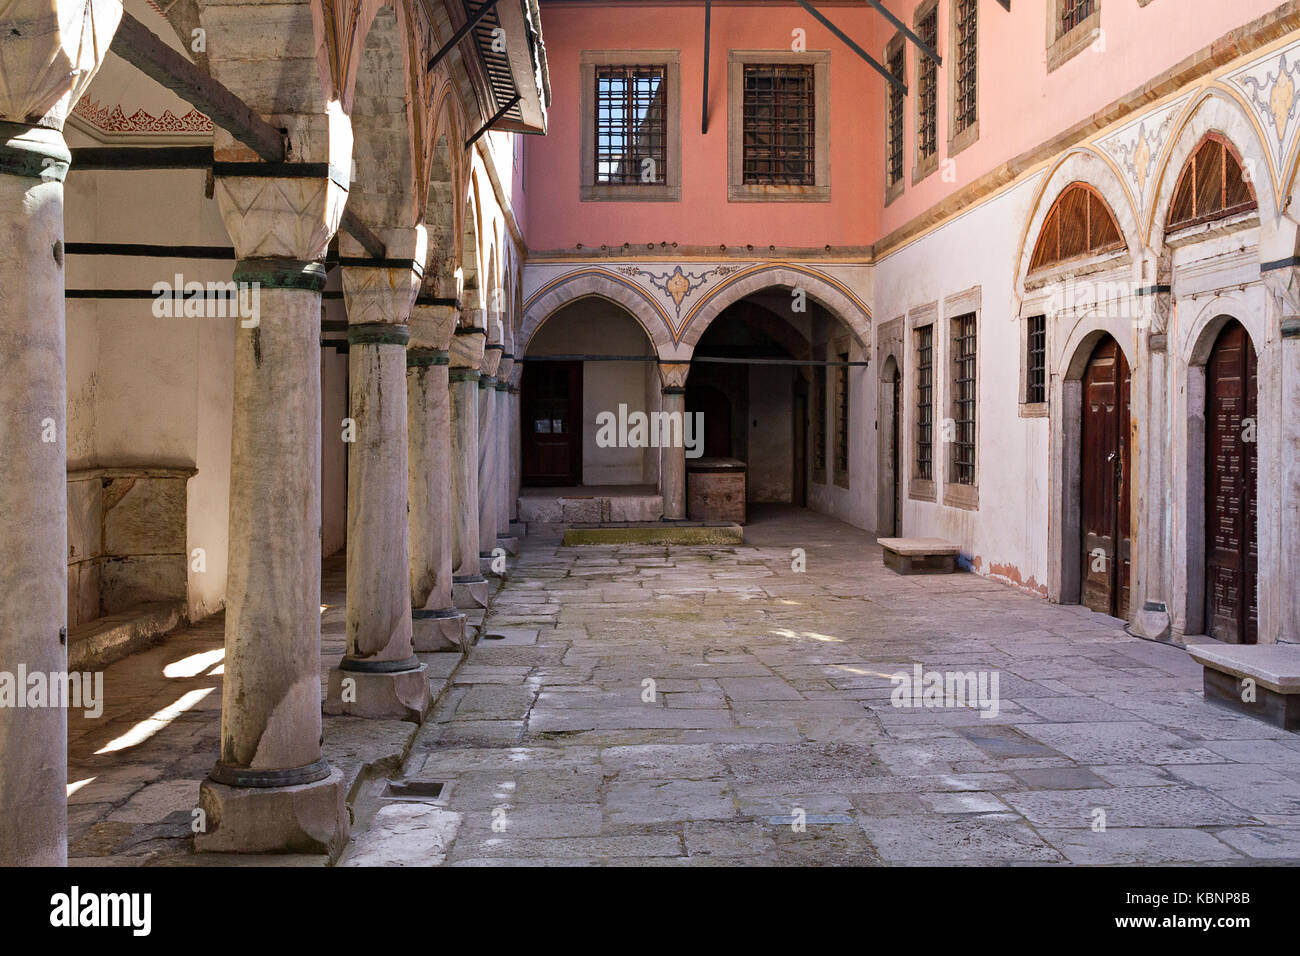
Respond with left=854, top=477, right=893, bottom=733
left=341, top=506, right=1300, bottom=866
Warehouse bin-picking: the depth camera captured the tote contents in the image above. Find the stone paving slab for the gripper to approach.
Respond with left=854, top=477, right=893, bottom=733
left=345, top=506, right=1300, bottom=867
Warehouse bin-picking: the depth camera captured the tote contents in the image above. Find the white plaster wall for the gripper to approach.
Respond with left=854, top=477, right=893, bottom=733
left=527, top=300, right=656, bottom=485
left=872, top=175, right=1051, bottom=593
left=62, top=160, right=236, bottom=620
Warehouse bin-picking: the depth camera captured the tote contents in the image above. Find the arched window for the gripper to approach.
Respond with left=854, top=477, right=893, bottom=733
left=1029, top=183, right=1125, bottom=273
left=1167, top=133, right=1257, bottom=232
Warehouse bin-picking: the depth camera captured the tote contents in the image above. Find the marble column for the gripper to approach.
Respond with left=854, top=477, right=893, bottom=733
left=408, top=303, right=466, bottom=651
left=325, top=250, right=432, bottom=721
left=1263, top=263, right=1300, bottom=644
left=0, top=0, right=122, bottom=870
left=495, top=355, right=517, bottom=554
left=477, top=357, right=501, bottom=565
left=1129, top=251, right=1173, bottom=641
left=451, top=325, right=488, bottom=608
left=658, top=362, right=691, bottom=520
left=199, top=177, right=349, bottom=853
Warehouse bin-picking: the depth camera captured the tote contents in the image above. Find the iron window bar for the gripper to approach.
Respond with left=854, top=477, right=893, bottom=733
left=952, top=313, right=977, bottom=486
left=595, top=65, right=668, bottom=185
left=916, top=324, right=933, bottom=481
left=742, top=64, right=815, bottom=186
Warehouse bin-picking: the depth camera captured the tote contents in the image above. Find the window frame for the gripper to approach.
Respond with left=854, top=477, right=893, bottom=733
left=912, top=0, right=940, bottom=184
left=1047, top=0, right=1101, bottom=74
left=908, top=303, right=938, bottom=502
left=943, top=287, right=980, bottom=510
left=1019, top=311, right=1049, bottom=418
left=728, top=50, right=830, bottom=202
left=884, top=32, right=906, bottom=206
left=948, top=0, right=979, bottom=156
left=580, top=50, right=681, bottom=202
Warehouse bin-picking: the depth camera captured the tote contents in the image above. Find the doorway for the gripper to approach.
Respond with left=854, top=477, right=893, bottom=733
left=1079, top=336, right=1131, bottom=619
left=521, top=360, right=582, bottom=486
left=1204, top=319, right=1258, bottom=643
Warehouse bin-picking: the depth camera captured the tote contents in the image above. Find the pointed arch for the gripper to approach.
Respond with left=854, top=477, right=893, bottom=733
left=1015, top=148, right=1138, bottom=292
left=679, top=264, right=871, bottom=352
left=1147, top=90, right=1276, bottom=251
left=1028, top=183, right=1125, bottom=273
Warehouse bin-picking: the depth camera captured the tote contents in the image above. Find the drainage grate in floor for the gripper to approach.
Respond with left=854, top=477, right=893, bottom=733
left=383, top=780, right=451, bottom=803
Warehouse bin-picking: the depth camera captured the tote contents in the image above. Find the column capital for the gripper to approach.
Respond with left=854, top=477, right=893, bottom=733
left=0, top=0, right=123, bottom=130
left=409, top=302, right=460, bottom=351
left=497, top=352, right=516, bottom=382
left=1263, top=262, right=1300, bottom=335
left=1133, top=246, right=1172, bottom=342
left=658, top=361, right=691, bottom=390
left=216, top=173, right=348, bottom=263
left=481, top=343, right=504, bottom=378
left=450, top=325, right=487, bottom=369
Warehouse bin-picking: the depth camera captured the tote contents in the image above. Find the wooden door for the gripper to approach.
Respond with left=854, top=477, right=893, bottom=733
left=1205, top=320, right=1258, bottom=644
left=521, top=361, right=582, bottom=486
left=1080, top=337, right=1131, bottom=619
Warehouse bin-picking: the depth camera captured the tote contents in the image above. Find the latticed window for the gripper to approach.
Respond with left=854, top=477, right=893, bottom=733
left=595, top=65, right=667, bottom=185
left=886, top=39, right=905, bottom=188
left=1026, top=315, right=1046, bottom=404
left=916, top=7, right=938, bottom=162
left=916, top=325, right=933, bottom=480
left=1060, top=0, right=1095, bottom=35
left=1029, top=183, right=1124, bottom=272
left=1168, top=134, right=1257, bottom=231
left=742, top=64, right=815, bottom=185
left=953, top=0, right=978, bottom=136
left=836, top=353, right=850, bottom=477
left=951, top=314, right=977, bottom=486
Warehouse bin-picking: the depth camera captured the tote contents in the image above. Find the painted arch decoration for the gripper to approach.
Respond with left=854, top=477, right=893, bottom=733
left=521, top=262, right=871, bottom=352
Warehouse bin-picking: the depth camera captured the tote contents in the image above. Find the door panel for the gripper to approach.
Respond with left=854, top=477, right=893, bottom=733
left=1205, top=320, right=1258, bottom=644
left=1080, top=337, right=1131, bottom=619
left=521, top=361, right=582, bottom=486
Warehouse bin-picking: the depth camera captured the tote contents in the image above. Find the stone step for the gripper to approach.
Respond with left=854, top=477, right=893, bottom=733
left=68, top=600, right=186, bottom=671
left=561, top=522, right=743, bottom=546
left=518, top=491, right=664, bottom=525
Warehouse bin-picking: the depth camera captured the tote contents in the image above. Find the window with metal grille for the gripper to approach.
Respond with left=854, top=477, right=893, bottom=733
left=1167, top=134, right=1258, bottom=232
left=886, top=39, right=905, bottom=188
left=813, top=358, right=828, bottom=477
left=953, top=0, right=978, bottom=135
left=595, top=65, right=667, bottom=185
left=1060, top=0, right=1095, bottom=36
left=917, top=7, right=938, bottom=162
left=742, top=64, right=815, bottom=185
left=916, top=325, right=933, bottom=480
left=836, top=353, right=850, bottom=478
left=1026, top=315, right=1046, bottom=404
left=951, top=313, right=977, bottom=486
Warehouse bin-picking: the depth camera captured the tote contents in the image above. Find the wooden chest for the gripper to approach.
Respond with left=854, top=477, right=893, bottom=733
left=687, top=457, right=746, bottom=524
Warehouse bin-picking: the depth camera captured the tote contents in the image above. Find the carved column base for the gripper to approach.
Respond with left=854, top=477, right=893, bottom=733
left=324, top=663, right=432, bottom=722
left=196, top=768, right=348, bottom=855
left=412, top=608, right=468, bottom=652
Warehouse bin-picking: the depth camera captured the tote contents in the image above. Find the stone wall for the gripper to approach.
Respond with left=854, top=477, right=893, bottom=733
left=67, top=467, right=193, bottom=627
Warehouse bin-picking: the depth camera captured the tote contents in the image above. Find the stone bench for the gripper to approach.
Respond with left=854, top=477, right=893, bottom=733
left=1187, top=644, right=1300, bottom=731
left=878, top=537, right=960, bottom=575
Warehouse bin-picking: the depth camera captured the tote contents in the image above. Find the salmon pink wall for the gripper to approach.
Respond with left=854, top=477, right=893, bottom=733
left=526, top=2, right=886, bottom=251
left=528, top=0, right=1283, bottom=252
left=874, top=0, right=1282, bottom=237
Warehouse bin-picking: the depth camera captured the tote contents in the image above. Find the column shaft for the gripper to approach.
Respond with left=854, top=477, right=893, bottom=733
left=0, top=127, right=71, bottom=866
left=408, top=350, right=465, bottom=649
left=661, top=389, right=688, bottom=520
left=478, top=378, right=499, bottom=557
left=450, top=368, right=488, bottom=606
